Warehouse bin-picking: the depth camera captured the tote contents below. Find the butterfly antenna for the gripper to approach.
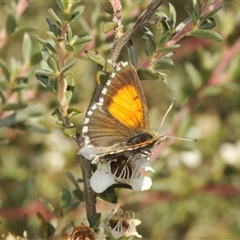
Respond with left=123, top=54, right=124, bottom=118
left=159, top=135, right=198, bottom=143
left=157, top=98, right=198, bottom=143
left=157, top=98, right=176, bottom=133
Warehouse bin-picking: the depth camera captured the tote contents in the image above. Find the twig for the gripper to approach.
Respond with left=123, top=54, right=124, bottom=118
left=107, top=0, right=166, bottom=65
left=151, top=0, right=225, bottom=160
left=208, top=36, right=240, bottom=85
left=79, top=155, right=96, bottom=219
left=142, top=0, right=224, bottom=68
left=0, top=0, right=30, bottom=50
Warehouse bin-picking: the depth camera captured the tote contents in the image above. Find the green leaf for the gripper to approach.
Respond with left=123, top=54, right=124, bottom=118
left=60, top=59, right=77, bottom=74
left=72, top=36, right=93, bottom=46
left=47, top=57, right=59, bottom=73
left=200, top=17, right=216, bottom=30
left=0, top=59, right=10, bottom=81
left=158, top=30, right=172, bottom=47
left=32, top=35, right=48, bottom=45
left=189, top=29, right=223, bottom=42
left=169, top=3, right=177, bottom=29
left=6, top=13, right=17, bottom=35
left=158, top=44, right=180, bottom=53
left=193, top=0, right=201, bottom=20
left=96, top=70, right=108, bottom=85
left=56, top=0, right=65, bottom=11
left=63, top=127, right=77, bottom=137
left=14, top=26, right=36, bottom=35
left=46, top=31, right=56, bottom=40
left=85, top=50, right=105, bottom=66
left=35, top=74, right=57, bottom=93
left=156, top=11, right=170, bottom=33
left=48, top=9, right=62, bottom=26
left=202, top=85, right=222, bottom=97
left=0, top=89, right=5, bottom=103
left=59, top=188, right=72, bottom=209
left=184, top=5, right=198, bottom=25
left=97, top=186, right=118, bottom=203
left=31, top=52, right=42, bottom=65
left=39, top=198, right=57, bottom=217
left=21, top=124, right=50, bottom=133
left=154, top=57, right=174, bottom=70
left=64, top=73, right=75, bottom=103
left=59, top=12, right=72, bottom=22
left=185, top=62, right=202, bottom=89
left=137, top=68, right=159, bottom=80
left=142, top=27, right=156, bottom=57
left=52, top=108, right=61, bottom=120
left=158, top=72, right=168, bottom=85
left=46, top=223, right=55, bottom=240
left=66, top=172, right=80, bottom=189
left=36, top=212, right=48, bottom=240
left=67, top=26, right=73, bottom=42
left=67, top=107, right=82, bottom=118
left=32, top=35, right=56, bottom=54
left=33, top=68, right=54, bottom=77
left=46, top=18, right=61, bottom=38
left=102, top=22, right=117, bottom=33
left=104, top=7, right=113, bottom=15
left=22, top=33, right=32, bottom=65
left=65, top=44, right=74, bottom=52
left=71, top=1, right=83, bottom=12
left=72, top=189, right=84, bottom=202
left=3, top=103, right=28, bottom=111
left=44, top=42, right=57, bottom=54
left=127, top=41, right=138, bottom=68
left=13, top=82, right=27, bottom=91
left=200, top=5, right=223, bottom=25
left=40, top=46, right=52, bottom=62
left=69, top=6, right=85, bottom=22
left=0, top=113, right=18, bottom=128
left=88, top=213, right=101, bottom=228
left=66, top=201, right=81, bottom=212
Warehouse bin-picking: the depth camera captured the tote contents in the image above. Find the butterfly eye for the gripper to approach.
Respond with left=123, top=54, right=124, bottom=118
left=127, top=133, right=153, bottom=146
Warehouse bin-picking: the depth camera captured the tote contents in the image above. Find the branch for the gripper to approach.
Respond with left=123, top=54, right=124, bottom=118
left=208, top=36, right=240, bottom=85
left=142, top=0, right=224, bottom=68
left=79, top=155, right=97, bottom=219
left=167, top=0, right=224, bottom=46
left=107, top=0, right=166, bottom=65
left=0, top=0, right=30, bottom=50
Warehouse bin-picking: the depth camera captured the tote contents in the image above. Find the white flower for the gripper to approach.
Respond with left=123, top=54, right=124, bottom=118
left=219, top=141, right=240, bottom=165
left=180, top=150, right=202, bottom=168
left=90, top=151, right=154, bottom=193
left=78, top=145, right=97, bottom=160
left=104, top=206, right=142, bottom=239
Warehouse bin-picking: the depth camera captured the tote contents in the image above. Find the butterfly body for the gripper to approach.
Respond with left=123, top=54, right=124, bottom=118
left=79, top=62, right=164, bottom=163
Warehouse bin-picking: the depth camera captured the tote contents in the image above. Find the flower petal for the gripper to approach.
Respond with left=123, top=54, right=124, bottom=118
left=90, top=169, right=116, bottom=193
left=130, top=176, right=152, bottom=191
left=78, top=146, right=96, bottom=160
left=138, top=159, right=155, bottom=172
left=111, top=230, right=123, bottom=239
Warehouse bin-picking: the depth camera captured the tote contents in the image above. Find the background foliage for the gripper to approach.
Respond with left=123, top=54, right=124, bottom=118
left=0, top=0, right=240, bottom=239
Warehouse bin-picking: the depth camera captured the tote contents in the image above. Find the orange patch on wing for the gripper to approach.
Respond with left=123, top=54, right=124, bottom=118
left=108, top=85, right=144, bottom=129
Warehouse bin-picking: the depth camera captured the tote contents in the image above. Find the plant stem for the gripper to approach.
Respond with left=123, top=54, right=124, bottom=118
left=79, top=155, right=96, bottom=219
left=107, top=0, right=166, bottom=65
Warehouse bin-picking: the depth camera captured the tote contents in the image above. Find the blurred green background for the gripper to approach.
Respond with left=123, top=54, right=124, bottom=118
left=0, top=0, right=240, bottom=239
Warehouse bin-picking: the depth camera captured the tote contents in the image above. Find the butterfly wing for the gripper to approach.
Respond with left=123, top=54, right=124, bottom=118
left=80, top=62, right=151, bottom=159
left=104, top=62, right=150, bottom=131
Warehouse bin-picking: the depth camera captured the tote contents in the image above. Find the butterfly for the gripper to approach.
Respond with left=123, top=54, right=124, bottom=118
left=79, top=62, right=177, bottom=163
